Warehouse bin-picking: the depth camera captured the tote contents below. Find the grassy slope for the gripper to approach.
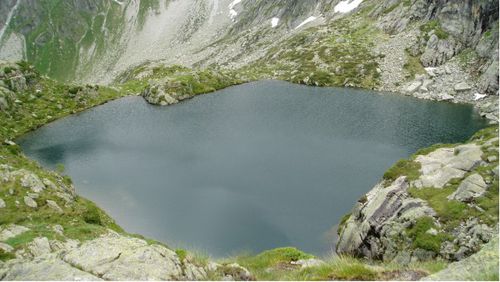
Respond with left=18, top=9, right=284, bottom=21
left=0, top=62, right=128, bottom=260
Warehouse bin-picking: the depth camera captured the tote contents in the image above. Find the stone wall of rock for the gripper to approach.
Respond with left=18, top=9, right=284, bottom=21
left=367, top=0, right=499, bottom=123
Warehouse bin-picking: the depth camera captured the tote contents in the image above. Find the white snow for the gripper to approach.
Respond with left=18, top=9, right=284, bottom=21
left=228, top=0, right=242, bottom=20
left=334, top=0, right=363, bottom=14
left=271, top=17, right=280, bottom=28
left=295, top=16, right=317, bottom=29
left=474, top=93, right=488, bottom=101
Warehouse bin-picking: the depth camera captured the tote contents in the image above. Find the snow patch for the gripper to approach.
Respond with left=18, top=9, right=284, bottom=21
left=334, top=0, right=363, bottom=14
left=474, top=93, right=487, bottom=101
left=228, top=0, right=242, bottom=20
left=271, top=17, right=280, bottom=28
left=295, top=16, right=317, bottom=29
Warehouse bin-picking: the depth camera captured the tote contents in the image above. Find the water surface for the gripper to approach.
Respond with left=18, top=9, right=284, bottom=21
left=19, top=81, right=487, bottom=257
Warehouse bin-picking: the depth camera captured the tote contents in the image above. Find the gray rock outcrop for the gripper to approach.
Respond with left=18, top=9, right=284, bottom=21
left=337, top=131, right=498, bottom=263
left=422, top=235, right=499, bottom=281
left=448, top=174, right=487, bottom=202
left=0, top=231, right=209, bottom=281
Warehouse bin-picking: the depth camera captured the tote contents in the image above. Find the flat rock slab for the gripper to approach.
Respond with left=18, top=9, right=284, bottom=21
left=414, top=144, right=483, bottom=188
left=448, top=174, right=487, bottom=202
left=62, top=232, right=185, bottom=280
left=0, top=254, right=101, bottom=281
left=0, top=225, right=30, bottom=241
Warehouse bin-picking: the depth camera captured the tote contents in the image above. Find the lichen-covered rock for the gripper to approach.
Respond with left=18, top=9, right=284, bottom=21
left=422, top=235, right=499, bottom=281
left=142, top=79, right=194, bottom=106
left=27, top=237, right=51, bottom=258
left=46, top=200, right=63, bottom=213
left=0, top=225, right=30, bottom=241
left=218, top=263, right=253, bottom=281
left=61, top=232, right=185, bottom=280
left=413, top=144, right=483, bottom=188
left=0, top=231, right=208, bottom=281
left=0, top=254, right=101, bottom=281
left=15, top=170, right=45, bottom=193
left=447, top=174, right=487, bottom=202
left=336, top=176, right=436, bottom=260
left=23, top=196, right=37, bottom=208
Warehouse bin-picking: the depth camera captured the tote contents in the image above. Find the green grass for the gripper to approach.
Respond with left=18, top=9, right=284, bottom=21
left=383, top=159, right=421, bottom=183
left=403, top=51, right=426, bottom=80
left=406, top=217, right=452, bottom=253
left=408, top=187, right=473, bottom=227
left=420, top=20, right=449, bottom=40
left=238, top=14, right=381, bottom=89
left=0, top=249, right=15, bottom=261
left=118, top=64, right=244, bottom=101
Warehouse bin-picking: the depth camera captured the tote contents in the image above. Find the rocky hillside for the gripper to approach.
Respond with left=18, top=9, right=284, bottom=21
left=337, top=126, right=499, bottom=263
left=2, top=0, right=498, bottom=122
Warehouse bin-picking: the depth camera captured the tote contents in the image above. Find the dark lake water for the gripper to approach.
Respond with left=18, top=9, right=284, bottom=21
left=18, top=80, right=488, bottom=257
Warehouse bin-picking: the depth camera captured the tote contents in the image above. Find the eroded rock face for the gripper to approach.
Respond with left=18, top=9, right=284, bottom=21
left=336, top=176, right=436, bottom=261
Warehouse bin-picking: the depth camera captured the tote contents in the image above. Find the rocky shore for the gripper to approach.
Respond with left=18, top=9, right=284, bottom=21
left=337, top=127, right=499, bottom=264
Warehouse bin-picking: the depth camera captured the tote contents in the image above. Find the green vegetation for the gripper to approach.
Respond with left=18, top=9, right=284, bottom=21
left=0, top=61, right=129, bottom=255
left=119, top=64, right=244, bottom=98
left=0, top=249, right=15, bottom=261
left=229, top=248, right=445, bottom=281
left=403, top=51, right=426, bottom=80
left=0, top=65, right=127, bottom=141
left=406, top=217, right=451, bottom=253
left=175, top=249, right=188, bottom=261
left=383, top=159, right=421, bottom=183
left=238, top=12, right=381, bottom=89
left=420, top=20, right=449, bottom=40
left=5, top=1, right=126, bottom=81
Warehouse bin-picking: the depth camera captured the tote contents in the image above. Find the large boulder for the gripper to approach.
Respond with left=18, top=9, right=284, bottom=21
left=413, top=144, right=483, bottom=188
left=447, top=174, right=488, bottom=202
left=336, top=176, right=436, bottom=261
